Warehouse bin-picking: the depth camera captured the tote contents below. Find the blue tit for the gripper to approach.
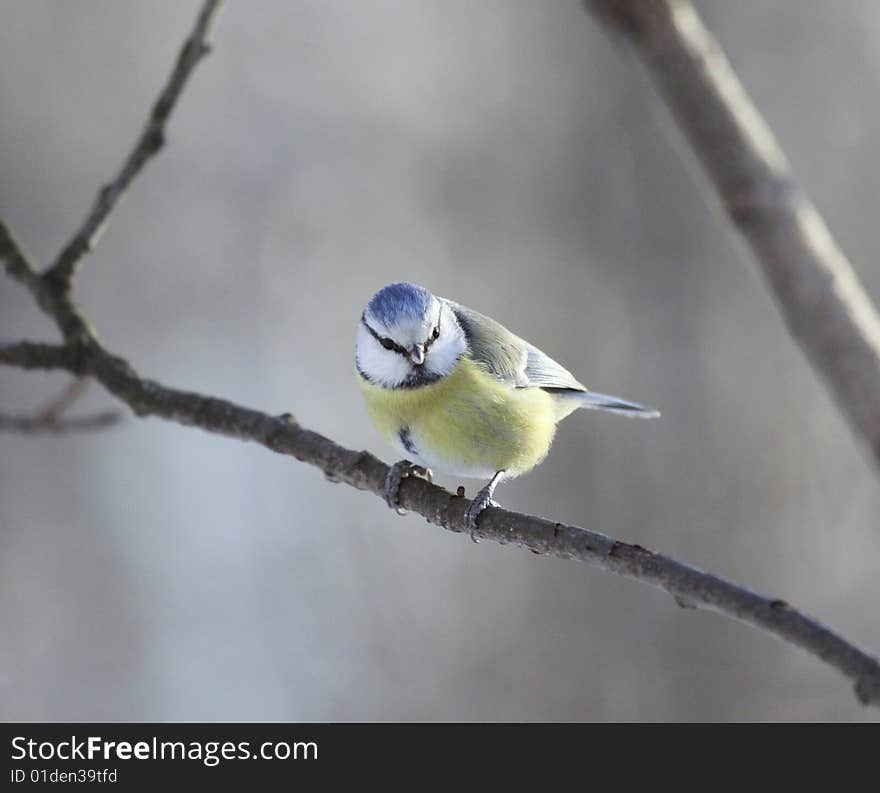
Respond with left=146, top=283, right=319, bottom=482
left=355, top=282, right=659, bottom=540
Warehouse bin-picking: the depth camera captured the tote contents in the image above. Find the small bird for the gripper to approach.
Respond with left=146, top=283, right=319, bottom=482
left=355, top=282, right=658, bottom=540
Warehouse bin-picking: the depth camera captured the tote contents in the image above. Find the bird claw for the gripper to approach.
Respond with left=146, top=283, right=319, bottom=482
left=383, top=460, right=433, bottom=514
left=463, top=471, right=505, bottom=543
left=465, top=493, right=499, bottom=543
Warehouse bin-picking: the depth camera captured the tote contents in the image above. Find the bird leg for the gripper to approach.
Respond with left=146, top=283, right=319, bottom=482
left=383, top=459, right=433, bottom=515
left=465, top=470, right=505, bottom=543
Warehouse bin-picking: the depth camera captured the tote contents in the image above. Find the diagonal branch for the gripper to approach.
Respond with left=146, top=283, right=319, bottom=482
left=0, top=220, right=43, bottom=297
left=45, top=0, right=224, bottom=286
left=1, top=326, right=879, bottom=707
left=2, top=0, right=879, bottom=710
left=586, top=0, right=880, bottom=470
left=1, top=1, right=222, bottom=340
left=36, top=377, right=92, bottom=423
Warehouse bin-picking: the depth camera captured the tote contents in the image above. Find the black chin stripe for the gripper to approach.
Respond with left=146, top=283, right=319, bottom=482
left=356, top=359, right=444, bottom=390
left=400, top=369, right=444, bottom=388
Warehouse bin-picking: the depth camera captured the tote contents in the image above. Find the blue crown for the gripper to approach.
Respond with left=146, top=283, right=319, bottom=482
left=366, top=282, right=433, bottom=326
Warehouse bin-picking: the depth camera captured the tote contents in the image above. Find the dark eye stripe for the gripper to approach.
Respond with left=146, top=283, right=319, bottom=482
left=361, top=317, right=408, bottom=356
left=361, top=313, right=443, bottom=359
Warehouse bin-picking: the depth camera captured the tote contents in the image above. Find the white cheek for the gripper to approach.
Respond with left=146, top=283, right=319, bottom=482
left=356, top=324, right=411, bottom=387
left=425, top=314, right=465, bottom=376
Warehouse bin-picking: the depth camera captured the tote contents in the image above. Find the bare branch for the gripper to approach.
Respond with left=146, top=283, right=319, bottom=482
left=0, top=219, right=42, bottom=295
left=586, top=0, right=880, bottom=470
left=2, top=0, right=879, bottom=710
left=0, top=347, right=118, bottom=434
left=0, top=410, right=120, bottom=435
left=0, top=376, right=121, bottom=435
left=0, top=221, right=95, bottom=341
left=36, top=377, right=91, bottom=423
left=0, top=341, right=82, bottom=371
left=1, top=330, right=878, bottom=707
left=45, top=0, right=224, bottom=285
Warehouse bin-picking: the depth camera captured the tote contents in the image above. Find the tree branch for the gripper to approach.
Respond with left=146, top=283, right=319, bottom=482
left=0, top=376, right=121, bottom=435
left=1, top=0, right=879, bottom=710
left=0, top=220, right=41, bottom=293
left=45, top=0, right=224, bottom=286
left=36, top=376, right=91, bottom=422
left=0, top=409, right=119, bottom=435
left=2, top=328, right=879, bottom=707
left=0, top=340, right=82, bottom=371
left=586, top=0, right=880, bottom=470
left=1, top=222, right=95, bottom=340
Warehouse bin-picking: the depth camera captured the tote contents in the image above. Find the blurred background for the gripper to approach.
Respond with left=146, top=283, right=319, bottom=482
left=1, top=0, right=879, bottom=722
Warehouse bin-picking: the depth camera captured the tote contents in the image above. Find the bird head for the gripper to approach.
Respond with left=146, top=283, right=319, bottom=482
left=356, top=282, right=465, bottom=388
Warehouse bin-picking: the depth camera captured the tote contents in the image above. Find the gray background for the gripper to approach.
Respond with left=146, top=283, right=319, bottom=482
left=1, top=0, right=878, bottom=721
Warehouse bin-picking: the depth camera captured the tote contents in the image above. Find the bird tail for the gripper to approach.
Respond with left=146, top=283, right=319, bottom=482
left=574, top=390, right=660, bottom=418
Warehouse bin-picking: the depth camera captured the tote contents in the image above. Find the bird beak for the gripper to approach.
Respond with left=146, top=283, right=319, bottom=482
left=409, top=344, right=425, bottom=365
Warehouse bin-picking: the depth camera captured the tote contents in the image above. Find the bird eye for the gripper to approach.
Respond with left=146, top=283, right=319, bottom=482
left=380, top=337, right=395, bottom=351
left=432, top=326, right=440, bottom=340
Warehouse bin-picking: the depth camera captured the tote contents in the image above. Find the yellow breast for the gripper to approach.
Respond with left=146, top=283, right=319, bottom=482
left=358, top=356, right=561, bottom=478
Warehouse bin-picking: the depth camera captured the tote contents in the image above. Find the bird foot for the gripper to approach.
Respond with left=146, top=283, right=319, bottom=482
left=465, top=491, right=499, bottom=543
left=383, top=460, right=433, bottom=515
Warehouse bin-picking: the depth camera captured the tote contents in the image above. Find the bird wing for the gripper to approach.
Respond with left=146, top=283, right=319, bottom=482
left=446, top=300, right=586, bottom=392
left=522, top=343, right=587, bottom=391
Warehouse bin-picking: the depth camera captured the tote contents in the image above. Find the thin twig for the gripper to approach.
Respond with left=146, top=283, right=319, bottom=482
left=0, top=410, right=120, bottom=435
left=586, top=0, right=880, bottom=469
left=45, top=0, right=224, bottom=286
left=36, top=377, right=90, bottom=423
left=0, top=220, right=42, bottom=296
left=0, top=376, right=120, bottom=435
